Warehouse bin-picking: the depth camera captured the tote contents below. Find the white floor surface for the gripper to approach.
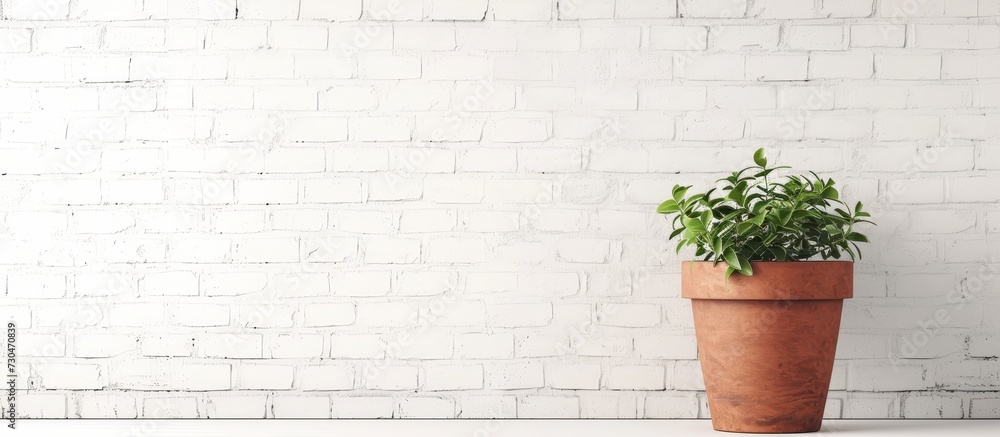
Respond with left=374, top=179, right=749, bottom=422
left=8, top=419, right=1000, bottom=437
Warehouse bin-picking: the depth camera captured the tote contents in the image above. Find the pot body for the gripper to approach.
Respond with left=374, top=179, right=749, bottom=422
left=681, top=261, right=853, bottom=434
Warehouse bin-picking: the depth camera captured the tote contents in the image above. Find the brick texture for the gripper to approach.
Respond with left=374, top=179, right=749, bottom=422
left=2, top=0, right=999, bottom=419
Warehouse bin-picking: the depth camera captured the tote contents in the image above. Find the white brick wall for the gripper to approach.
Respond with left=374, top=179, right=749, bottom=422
left=2, top=0, right=999, bottom=420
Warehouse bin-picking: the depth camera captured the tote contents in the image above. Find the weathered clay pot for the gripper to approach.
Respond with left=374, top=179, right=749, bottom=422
left=681, top=261, right=853, bottom=433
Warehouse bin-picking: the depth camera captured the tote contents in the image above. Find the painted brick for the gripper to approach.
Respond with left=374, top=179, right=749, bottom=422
left=7, top=0, right=999, bottom=421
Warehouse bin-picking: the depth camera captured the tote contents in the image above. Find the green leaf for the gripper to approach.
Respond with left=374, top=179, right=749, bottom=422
left=657, top=199, right=680, bottom=214
left=744, top=192, right=764, bottom=205
left=699, top=209, right=712, bottom=227
left=672, top=185, right=690, bottom=203
left=681, top=199, right=699, bottom=214
left=843, top=244, right=856, bottom=261
left=752, top=201, right=769, bottom=215
left=736, top=255, right=753, bottom=276
left=791, top=209, right=812, bottom=220
left=845, top=232, right=869, bottom=243
left=721, top=210, right=743, bottom=222
left=821, top=186, right=839, bottom=200
left=722, top=248, right=741, bottom=271
left=851, top=242, right=863, bottom=260
left=725, top=266, right=737, bottom=281
left=824, top=224, right=841, bottom=236
left=776, top=208, right=793, bottom=226
left=753, top=148, right=767, bottom=167
left=682, top=215, right=706, bottom=232
left=753, top=168, right=777, bottom=179
left=712, top=237, right=724, bottom=256
left=729, top=180, right=748, bottom=205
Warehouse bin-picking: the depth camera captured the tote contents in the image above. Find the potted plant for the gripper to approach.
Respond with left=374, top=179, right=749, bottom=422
left=657, top=148, right=873, bottom=433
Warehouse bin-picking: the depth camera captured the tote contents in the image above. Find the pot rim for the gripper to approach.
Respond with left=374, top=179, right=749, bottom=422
left=682, top=260, right=854, bottom=264
left=680, top=260, right=854, bottom=301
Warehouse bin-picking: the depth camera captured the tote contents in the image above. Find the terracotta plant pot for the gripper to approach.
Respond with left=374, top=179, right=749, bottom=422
left=681, top=261, right=853, bottom=433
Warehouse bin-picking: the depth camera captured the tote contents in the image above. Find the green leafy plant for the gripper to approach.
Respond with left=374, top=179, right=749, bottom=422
left=657, top=148, right=873, bottom=279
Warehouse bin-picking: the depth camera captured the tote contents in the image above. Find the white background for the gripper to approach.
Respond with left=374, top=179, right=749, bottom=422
left=1, top=0, right=998, bottom=420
